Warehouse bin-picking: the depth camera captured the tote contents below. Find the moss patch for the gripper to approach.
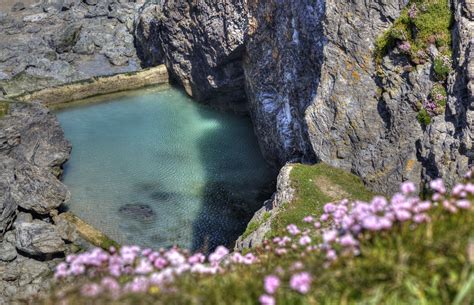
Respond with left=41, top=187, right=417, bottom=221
left=375, top=0, right=453, bottom=65
left=0, top=101, right=8, bottom=118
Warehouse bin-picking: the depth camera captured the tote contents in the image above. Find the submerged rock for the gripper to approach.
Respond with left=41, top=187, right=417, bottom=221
left=119, top=203, right=156, bottom=222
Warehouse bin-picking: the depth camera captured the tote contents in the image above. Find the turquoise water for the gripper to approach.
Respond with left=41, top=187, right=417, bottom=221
left=56, top=86, right=276, bottom=252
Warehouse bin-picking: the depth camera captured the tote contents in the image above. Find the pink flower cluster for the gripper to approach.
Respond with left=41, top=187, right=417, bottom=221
left=56, top=173, right=473, bottom=305
left=55, top=245, right=257, bottom=298
left=423, top=99, right=437, bottom=113
left=398, top=41, right=411, bottom=53
left=318, top=178, right=473, bottom=260
left=409, top=4, right=418, bottom=19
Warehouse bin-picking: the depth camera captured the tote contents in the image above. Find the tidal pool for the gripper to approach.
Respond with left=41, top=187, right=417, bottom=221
left=56, top=86, right=276, bottom=252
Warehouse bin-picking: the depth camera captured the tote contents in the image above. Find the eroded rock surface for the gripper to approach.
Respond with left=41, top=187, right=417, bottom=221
left=0, top=0, right=144, bottom=97
left=0, top=101, right=73, bottom=303
left=135, top=0, right=248, bottom=112
left=136, top=0, right=474, bottom=195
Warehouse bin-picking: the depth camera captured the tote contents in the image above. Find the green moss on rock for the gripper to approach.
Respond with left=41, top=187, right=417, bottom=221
left=0, top=101, right=9, bottom=118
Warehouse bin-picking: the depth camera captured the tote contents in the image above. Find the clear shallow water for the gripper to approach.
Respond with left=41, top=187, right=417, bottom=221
left=56, top=86, right=276, bottom=252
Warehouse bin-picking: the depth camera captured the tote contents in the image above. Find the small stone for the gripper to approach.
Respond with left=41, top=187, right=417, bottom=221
left=0, top=241, right=17, bottom=262
left=13, top=211, right=33, bottom=229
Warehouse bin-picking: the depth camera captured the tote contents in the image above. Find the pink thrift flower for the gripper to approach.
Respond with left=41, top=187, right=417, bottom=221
left=323, top=230, right=337, bottom=243
left=264, top=275, right=280, bottom=294
left=326, top=249, right=337, bottom=261
left=188, top=253, right=205, bottom=265
left=290, top=272, right=312, bottom=294
left=400, top=181, right=416, bottom=194
left=299, top=235, right=312, bottom=246
left=430, top=179, right=446, bottom=194
left=135, top=259, right=153, bottom=274
left=259, top=294, right=275, bottom=305
left=81, top=283, right=102, bottom=297
left=339, top=234, right=358, bottom=247
left=456, top=200, right=471, bottom=209
left=286, top=224, right=301, bottom=235
left=303, top=216, right=314, bottom=223
left=209, top=246, right=229, bottom=265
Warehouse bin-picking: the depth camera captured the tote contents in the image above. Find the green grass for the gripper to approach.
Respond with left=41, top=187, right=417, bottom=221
left=269, top=163, right=373, bottom=238
left=417, top=108, right=432, bottom=127
left=375, top=0, right=453, bottom=65
left=433, top=56, right=451, bottom=81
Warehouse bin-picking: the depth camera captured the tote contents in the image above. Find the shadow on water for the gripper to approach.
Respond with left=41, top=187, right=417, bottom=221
left=190, top=105, right=277, bottom=254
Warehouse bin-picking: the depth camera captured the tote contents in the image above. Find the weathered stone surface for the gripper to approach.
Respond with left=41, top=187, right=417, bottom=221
left=135, top=0, right=248, bottom=112
left=16, top=220, right=66, bottom=256
left=12, top=211, right=33, bottom=229
left=0, top=167, right=17, bottom=239
left=243, top=0, right=473, bottom=194
left=7, top=157, right=70, bottom=214
left=0, top=101, right=71, bottom=173
left=0, top=0, right=144, bottom=97
left=0, top=241, right=17, bottom=262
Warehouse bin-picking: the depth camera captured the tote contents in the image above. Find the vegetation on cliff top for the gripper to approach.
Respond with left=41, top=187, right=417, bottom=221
left=374, top=0, right=453, bottom=128
left=42, top=165, right=474, bottom=305
left=269, top=163, right=374, bottom=238
left=241, top=163, right=373, bottom=241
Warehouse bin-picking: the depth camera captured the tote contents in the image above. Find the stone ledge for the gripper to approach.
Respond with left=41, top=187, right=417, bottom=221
left=9, top=65, right=169, bottom=106
left=58, top=212, right=119, bottom=250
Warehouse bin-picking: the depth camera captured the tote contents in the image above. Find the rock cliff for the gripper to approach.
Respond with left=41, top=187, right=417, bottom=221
left=136, top=0, right=474, bottom=194
left=135, top=0, right=248, bottom=112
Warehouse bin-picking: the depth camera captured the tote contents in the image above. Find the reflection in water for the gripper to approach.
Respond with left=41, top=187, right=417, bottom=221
left=56, top=86, right=276, bottom=252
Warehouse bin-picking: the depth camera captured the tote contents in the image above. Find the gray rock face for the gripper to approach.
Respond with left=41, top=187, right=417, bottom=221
left=135, top=0, right=248, bottom=112
left=0, top=0, right=144, bottom=97
left=0, top=101, right=71, bottom=175
left=244, top=0, right=473, bottom=194
left=0, top=100, right=72, bottom=302
left=135, top=0, right=474, bottom=194
left=244, top=0, right=325, bottom=166
left=0, top=170, right=17, bottom=238
left=0, top=102, right=70, bottom=215
left=16, top=220, right=66, bottom=256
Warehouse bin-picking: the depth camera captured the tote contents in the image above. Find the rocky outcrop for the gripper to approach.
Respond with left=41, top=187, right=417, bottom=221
left=135, top=0, right=248, bottom=112
left=235, top=164, right=295, bottom=250
left=0, top=0, right=145, bottom=97
left=0, top=100, right=79, bottom=304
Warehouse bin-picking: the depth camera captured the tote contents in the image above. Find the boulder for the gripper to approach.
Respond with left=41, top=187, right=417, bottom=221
left=15, top=220, right=66, bottom=256
left=9, top=159, right=70, bottom=214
